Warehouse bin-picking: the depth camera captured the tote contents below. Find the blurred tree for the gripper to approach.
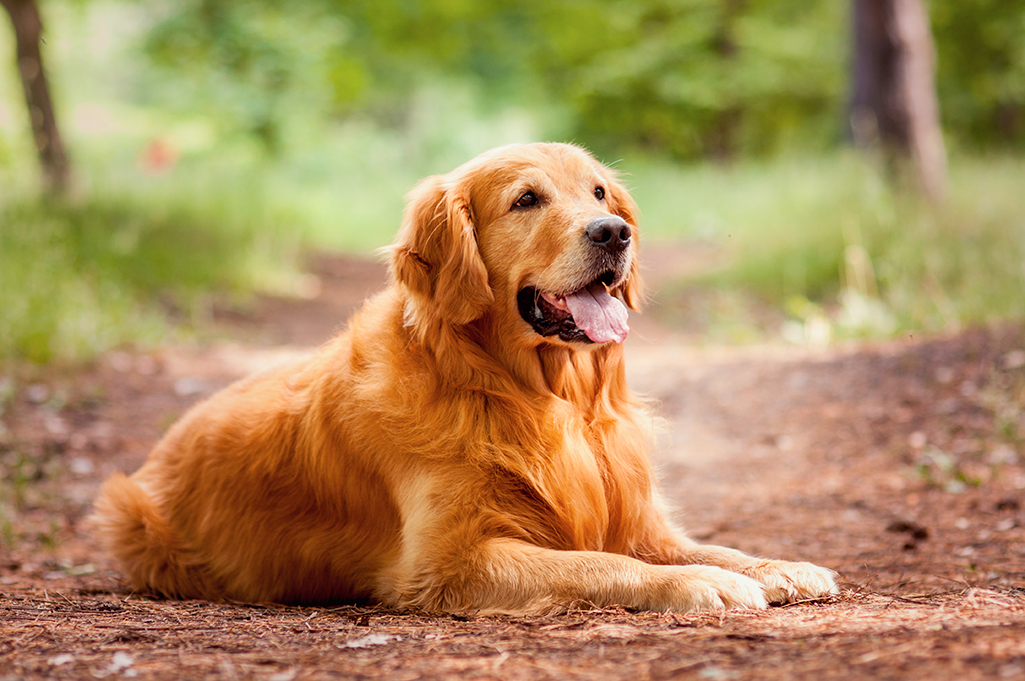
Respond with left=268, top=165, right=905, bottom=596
left=1, top=0, right=69, bottom=193
left=135, top=0, right=847, bottom=162
left=850, top=0, right=947, bottom=202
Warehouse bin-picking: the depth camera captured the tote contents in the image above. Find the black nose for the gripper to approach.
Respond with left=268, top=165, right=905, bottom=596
left=585, top=216, right=631, bottom=253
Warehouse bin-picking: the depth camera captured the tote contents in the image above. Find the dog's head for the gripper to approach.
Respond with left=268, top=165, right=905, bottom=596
left=391, top=143, right=642, bottom=348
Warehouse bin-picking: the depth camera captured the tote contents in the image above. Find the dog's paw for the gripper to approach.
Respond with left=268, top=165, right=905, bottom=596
left=741, top=560, right=838, bottom=604
left=664, top=565, right=768, bottom=613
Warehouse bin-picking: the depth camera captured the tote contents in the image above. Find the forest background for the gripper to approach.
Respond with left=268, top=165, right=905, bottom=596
left=2, top=0, right=1025, bottom=362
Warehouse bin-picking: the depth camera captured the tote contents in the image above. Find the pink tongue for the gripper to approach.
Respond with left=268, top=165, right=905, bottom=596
left=564, top=283, right=630, bottom=344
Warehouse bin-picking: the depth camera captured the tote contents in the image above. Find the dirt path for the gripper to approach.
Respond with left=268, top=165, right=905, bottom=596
left=3, top=253, right=1025, bottom=680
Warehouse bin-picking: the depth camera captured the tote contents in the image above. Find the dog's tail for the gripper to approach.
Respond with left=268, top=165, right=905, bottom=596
left=91, top=473, right=217, bottom=599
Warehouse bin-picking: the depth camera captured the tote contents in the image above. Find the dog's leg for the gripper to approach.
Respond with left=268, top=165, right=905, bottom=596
left=665, top=538, right=838, bottom=604
left=382, top=538, right=769, bottom=615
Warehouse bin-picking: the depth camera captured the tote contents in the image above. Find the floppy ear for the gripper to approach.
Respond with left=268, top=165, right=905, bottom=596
left=391, top=175, right=494, bottom=325
left=605, top=175, right=645, bottom=311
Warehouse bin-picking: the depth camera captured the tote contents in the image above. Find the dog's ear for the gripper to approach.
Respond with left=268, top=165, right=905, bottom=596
left=391, top=175, right=494, bottom=324
left=605, top=176, right=645, bottom=311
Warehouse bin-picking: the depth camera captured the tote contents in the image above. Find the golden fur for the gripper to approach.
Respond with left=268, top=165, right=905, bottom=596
left=92, top=143, right=837, bottom=614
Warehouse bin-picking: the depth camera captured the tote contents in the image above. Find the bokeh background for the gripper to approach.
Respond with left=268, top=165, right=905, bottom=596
left=2, top=0, right=1024, bottom=362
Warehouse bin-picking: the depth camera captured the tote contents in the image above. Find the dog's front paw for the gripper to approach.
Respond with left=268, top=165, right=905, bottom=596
left=741, top=560, right=838, bottom=604
left=664, top=565, right=768, bottom=613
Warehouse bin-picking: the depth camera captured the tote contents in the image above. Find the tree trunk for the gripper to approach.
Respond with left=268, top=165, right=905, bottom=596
left=1, top=0, right=69, bottom=194
left=850, top=0, right=946, bottom=203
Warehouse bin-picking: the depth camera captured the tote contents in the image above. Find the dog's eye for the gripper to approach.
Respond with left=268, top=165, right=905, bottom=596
left=514, top=191, right=539, bottom=209
left=594, top=186, right=606, bottom=201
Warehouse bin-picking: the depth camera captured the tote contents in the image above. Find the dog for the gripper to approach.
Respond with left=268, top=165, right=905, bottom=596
left=92, top=143, right=837, bottom=614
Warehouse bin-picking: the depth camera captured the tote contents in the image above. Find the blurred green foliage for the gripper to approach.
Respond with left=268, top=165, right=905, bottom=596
left=0, top=169, right=306, bottom=361
left=135, top=0, right=1025, bottom=159
left=932, top=0, right=1025, bottom=151
left=558, top=0, right=847, bottom=159
left=141, top=0, right=363, bottom=152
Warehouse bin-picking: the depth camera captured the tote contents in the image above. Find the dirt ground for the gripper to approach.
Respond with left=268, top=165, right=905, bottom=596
left=3, top=250, right=1025, bottom=680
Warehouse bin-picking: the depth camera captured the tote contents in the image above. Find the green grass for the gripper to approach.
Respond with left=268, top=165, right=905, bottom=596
left=624, top=152, right=1025, bottom=338
left=625, top=152, right=896, bottom=302
left=0, top=167, right=307, bottom=362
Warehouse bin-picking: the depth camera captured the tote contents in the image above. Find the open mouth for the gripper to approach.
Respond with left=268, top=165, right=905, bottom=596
left=517, top=271, right=630, bottom=344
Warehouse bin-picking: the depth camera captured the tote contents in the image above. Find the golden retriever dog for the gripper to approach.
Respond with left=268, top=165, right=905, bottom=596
left=92, top=143, right=837, bottom=614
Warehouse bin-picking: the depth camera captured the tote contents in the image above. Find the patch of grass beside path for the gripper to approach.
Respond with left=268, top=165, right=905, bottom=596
left=628, top=153, right=1025, bottom=339
left=0, top=179, right=305, bottom=363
